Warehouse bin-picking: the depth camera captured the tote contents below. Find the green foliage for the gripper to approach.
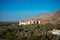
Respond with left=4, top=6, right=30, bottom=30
left=0, top=23, right=60, bottom=40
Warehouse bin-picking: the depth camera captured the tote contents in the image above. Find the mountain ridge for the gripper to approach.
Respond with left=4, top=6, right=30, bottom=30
left=27, top=10, right=60, bottom=24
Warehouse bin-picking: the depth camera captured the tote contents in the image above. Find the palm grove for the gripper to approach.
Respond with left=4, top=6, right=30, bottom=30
left=0, top=23, right=60, bottom=40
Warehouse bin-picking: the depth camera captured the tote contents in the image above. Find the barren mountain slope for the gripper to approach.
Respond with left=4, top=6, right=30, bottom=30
left=27, top=10, right=60, bottom=24
left=37, top=10, right=60, bottom=24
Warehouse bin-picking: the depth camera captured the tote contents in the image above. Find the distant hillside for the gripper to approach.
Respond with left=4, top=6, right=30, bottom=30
left=27, top=10, right=60, bottom=25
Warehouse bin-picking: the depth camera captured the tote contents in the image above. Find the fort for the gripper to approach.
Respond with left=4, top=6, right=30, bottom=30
left=18, top=18, right=40, bottom=25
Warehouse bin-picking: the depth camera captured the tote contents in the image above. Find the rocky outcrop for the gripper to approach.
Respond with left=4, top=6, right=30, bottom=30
left=27, top=10, right=60, bottom=25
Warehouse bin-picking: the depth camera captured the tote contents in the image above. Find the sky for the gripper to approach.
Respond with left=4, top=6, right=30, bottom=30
left=0, top=0, right=60, bottom=22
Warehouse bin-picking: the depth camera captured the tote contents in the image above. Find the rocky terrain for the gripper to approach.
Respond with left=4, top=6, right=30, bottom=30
left=27, top=10, right=60, bottom=25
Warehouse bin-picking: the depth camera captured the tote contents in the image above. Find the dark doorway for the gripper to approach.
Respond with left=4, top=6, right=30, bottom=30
left=36, top=21, right=38, bottom=24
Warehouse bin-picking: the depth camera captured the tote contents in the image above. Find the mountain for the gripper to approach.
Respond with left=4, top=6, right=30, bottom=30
left=27, top=10, right=60, bottom=25
left=51, top=10, right=60, bottom=24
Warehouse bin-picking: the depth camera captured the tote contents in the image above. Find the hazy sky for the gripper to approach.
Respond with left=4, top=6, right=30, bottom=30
left=0, top=0, right=60, bottom=22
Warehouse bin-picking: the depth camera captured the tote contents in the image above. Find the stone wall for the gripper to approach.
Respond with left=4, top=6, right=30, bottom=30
left=18, top=20, right=40, bottom=25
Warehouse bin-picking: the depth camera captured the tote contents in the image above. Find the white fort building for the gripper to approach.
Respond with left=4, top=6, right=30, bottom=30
left=18, top=18, right=40, bottom=25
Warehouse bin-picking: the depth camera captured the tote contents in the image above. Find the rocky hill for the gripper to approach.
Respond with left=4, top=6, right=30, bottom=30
left=27, top=10, right=60, bottom=25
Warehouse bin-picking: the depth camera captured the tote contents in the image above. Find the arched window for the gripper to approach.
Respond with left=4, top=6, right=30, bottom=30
left=36, top=21, right=38, bottom=24
left=30, top=21, right=31, bottom=24
left=33, top=21, right=35, bottom=24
